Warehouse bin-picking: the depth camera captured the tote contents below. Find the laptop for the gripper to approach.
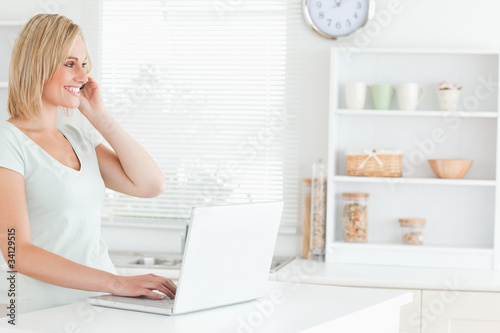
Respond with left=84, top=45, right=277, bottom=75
left=88, top=201, right=284, bottom=315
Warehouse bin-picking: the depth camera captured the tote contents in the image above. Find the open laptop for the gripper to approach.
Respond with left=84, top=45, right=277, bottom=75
left=88, top=201, right=284, bottom=315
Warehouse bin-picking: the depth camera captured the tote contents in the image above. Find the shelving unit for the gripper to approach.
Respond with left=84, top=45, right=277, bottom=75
left=326, top=47, right=500, bottom=270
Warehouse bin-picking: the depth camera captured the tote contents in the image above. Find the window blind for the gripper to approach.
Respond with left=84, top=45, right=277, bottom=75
left=100, top=0, right=301, bottom=230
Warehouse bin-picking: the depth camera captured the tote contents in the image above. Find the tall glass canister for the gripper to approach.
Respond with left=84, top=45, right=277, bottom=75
left=301, top=179, right=312, bottom=258
left=309, top=159, right=327, bottom=261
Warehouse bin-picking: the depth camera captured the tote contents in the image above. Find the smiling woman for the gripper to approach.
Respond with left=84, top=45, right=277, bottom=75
left=0, top=13, right=175, bottom=314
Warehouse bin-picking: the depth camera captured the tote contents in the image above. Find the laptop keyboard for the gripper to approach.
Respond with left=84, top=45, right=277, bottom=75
left=97, top=294, right=175, bottom=308
left=136, top=297, right=175, bottom=305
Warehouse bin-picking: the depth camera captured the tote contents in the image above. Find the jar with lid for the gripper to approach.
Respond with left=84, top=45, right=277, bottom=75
left=342, top=193, right=369, bottom=242
left=301, top=178, right=312, bottom=258
left=399, top=218, right=426, bottom=245
left=309, top=159, right=326, bottom=261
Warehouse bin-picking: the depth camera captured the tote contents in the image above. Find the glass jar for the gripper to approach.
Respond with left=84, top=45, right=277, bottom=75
left=309, top=159, right=326, bottom=261
left=301, top=179, right=312, bottom=259
left=399, top=218, right=426, bottom=245
left=342, top=193, right=369, bottom=242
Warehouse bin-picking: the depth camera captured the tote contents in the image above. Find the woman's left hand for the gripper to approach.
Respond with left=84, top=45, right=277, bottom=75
left=78, top=75, right=110, bottom=128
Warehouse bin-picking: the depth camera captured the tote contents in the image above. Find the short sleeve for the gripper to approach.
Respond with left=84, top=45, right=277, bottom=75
left=83, top=120, right=103, bottom=148
left=87, top=128, right=104, bottom=148
left=0, top=126, right=25, bottom=176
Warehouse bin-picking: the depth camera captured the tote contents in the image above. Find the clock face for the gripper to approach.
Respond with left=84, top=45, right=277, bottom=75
left=305, top=0, right=371, bottom=38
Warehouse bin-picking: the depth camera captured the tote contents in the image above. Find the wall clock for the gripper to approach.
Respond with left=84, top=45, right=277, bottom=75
left=303, top=0, right=376, bottom=39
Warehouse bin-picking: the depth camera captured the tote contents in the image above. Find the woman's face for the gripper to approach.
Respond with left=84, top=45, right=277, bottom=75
left=42, top=36, right=88, bottom=110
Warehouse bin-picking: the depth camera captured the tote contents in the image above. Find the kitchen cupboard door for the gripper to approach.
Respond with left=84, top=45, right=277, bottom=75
left=399, top=290, right=421, bottom=333
left=421, top=290, right=500, bottom=333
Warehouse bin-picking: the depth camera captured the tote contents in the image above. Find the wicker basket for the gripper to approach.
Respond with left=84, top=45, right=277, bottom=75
left=346, top=149, right=403, bottom=177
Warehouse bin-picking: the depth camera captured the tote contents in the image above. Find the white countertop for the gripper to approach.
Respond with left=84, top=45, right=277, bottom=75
left=275, top=258, right=500, bottom=292
left=0, top=281, right=412, bottom=333
left=108, top=251, right=500, bottom=292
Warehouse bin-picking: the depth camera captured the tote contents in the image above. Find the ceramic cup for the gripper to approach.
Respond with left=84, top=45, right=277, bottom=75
left=371, top=84, right=395, bottom=110
left=436, top=90, right=461, bottom=111
left=397, top=82, right=424, bottom=111
left=345, top=82, right=370, bottom=110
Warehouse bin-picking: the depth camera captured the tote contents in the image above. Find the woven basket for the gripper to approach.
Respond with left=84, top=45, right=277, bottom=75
left=346, top=149, right=402, bottom=177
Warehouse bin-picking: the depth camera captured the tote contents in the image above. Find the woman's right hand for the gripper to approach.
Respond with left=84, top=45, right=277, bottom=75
left=108, top=274, right=177, bottom=300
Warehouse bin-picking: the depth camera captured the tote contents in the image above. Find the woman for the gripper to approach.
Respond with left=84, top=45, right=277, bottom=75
left=0, top=14, right=176, bottom=313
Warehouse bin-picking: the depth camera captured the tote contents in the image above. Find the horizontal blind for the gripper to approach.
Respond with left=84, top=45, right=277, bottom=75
left=100, top=0, right=301, bottom=228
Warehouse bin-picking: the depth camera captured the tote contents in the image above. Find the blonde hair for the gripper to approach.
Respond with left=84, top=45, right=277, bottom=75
left=7, top=14, right=92, bottom=119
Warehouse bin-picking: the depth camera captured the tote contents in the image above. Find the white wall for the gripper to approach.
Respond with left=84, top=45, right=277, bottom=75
left=2, top=0, right=500, bottom=257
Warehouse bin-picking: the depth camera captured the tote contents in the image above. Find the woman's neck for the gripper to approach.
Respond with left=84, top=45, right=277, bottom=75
left=8, top=103, right=59, bottom=134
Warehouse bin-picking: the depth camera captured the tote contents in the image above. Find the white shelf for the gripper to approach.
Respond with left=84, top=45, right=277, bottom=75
left=0, top=21, right=25, bottom=27
left=330, top=241, right=493, bottom=255
left=332, top=175, right=496, bottom=187
left=334, top=47, right=500, bottom=55
left=333, top=109, right=498, bottom=118
left=327, top=242, right=494, bottom=269
left=0, top=82, right=7, bottom=88
left=326, top=47, right=500, bottom=270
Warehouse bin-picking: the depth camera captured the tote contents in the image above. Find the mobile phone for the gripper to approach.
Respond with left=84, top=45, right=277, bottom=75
left=80, top=83, right=85, bottom=89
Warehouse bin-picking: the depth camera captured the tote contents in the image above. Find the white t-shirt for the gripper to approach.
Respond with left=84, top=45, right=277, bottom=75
left=0, top=120, right=116, bottom=313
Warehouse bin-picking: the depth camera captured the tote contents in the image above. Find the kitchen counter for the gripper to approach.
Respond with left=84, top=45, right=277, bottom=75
left=0, top=281, right=412, bottom=333
left=274, top=258, right=500, bottom=292
left=108, top=251, right=500, bottom=292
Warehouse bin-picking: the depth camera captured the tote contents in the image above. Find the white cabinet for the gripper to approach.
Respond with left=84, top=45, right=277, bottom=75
left=394, top=289, right=421, bottom=333
left=274, top=259, right=500, bottom=333
left=421, top=290, right=500, bottom=333
left=326, top=47, right=500, bottom=269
